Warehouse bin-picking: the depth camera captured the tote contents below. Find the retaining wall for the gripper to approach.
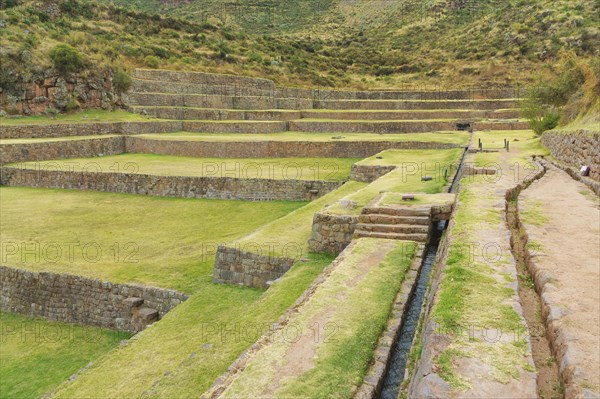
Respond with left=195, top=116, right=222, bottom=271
left=182, top=121, right=287, bottom=134
left=0, top=266, right=187, bottom=332
left=133, top=69, right=275, bottom=89
left=0, top=121, right=183, bottom=140
left=542, top=130, right=600, bottom=182
left=307, top=212, right=359, bottom=255
left=126, top=137, right=460, bottom=159
left=0, top=167, right=341, bottom=201
left=213, top=245, right=294, bottom=288
left=349, top=164, right=396, bottom=182
left=315, top=99, right=519, bottom=110
left=0, top=136, right=126, bottom=164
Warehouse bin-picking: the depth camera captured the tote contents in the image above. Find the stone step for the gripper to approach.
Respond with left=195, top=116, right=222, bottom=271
left=362, top=206, right=431, bottom=217
left=315, top=99, right=519, bottom=110
left=358, top=214, right=430, bottom=225
left=300, top=109, right=520, bottom=120
left=355, top=223, right=429, bottom=234
left=130, top=106, right=301, bottom=121
left=134, top=307, right=159, bottom=324
left=353, top=230, right=428, bottom=242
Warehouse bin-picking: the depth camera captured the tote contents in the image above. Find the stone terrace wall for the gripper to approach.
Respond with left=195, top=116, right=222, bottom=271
left=0, top=167, right=341, bottom=201
left=213, top=246, right=294, bottom=288
left=349, top=164, right=396, bottom=182
left=0, top=121, right=183, bottom=140
left=134, top=69, right=275, bottom=89
left=182, top=121, right=287, bottom=134
left=128, top=93, right=276, bottom=110
left=0, top=136, right=126, bottom=164
left=126, top=137, right=460, bottom=159
left=542, top=130, right=600, bottom=181
left=308, top=212, right=359, bottom=255
left=0, top=266, right=187, bottom=332
left=289, top=120, right=456, bottom=133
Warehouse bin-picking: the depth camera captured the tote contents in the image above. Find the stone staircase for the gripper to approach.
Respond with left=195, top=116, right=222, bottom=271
left=354, top=206, right=431, bottom=242
left=122, top=296, right=159, bottom=331
left=126, top=69, right=528, bottom=134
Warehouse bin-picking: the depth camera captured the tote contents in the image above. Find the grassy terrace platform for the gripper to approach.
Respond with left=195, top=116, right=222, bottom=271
left=0, top=312, right=130, bottom=399
left=0, top=187, right=305, bottom=293
left=216, top=238, right=417, bottom=398
left=135, top=131, right=470, bottom=144
left=473, top=130, right=549, bottom=166
left=326, top=148, right=463, bottom=215
left=10, top=154, right=359, bottom=182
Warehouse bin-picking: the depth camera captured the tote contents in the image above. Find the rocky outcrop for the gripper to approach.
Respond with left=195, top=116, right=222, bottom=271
left=1, top=72, right=117, bottom=116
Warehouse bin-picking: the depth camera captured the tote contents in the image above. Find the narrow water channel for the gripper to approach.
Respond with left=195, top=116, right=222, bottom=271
left=378, top=146, right=468, bottom=399
left=378, top=220, right=445, bottom=399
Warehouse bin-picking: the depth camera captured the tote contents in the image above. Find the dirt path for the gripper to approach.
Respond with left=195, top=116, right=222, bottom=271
left=521, top=164, right=600, bottom=398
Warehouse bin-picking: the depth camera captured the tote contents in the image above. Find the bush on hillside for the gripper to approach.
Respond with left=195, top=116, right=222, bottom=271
left=522, top=52, right=600, bottom=133
left=144, top=55, right=160, bottom=68
left=113, top=69, right=132, bottom=95
left=49, top=44, right=87, bottom=73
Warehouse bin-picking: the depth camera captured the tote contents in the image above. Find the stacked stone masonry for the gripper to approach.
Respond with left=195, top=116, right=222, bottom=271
left=213, top=246, right=294, bottom=289
left=0, top=121, right=183, bottom=140
left=0, top=136, right=126, bottom=164
left=349, top=164, right=397, bottom=182
left=0, top=266, right=187, bottom=332
left=542, top=130, right=600, bottom=181
left=308, top=213, right=359, bottom=255
left=0, top=167, right=341, bottom=201
left=126, top=137, right=459, bottom=159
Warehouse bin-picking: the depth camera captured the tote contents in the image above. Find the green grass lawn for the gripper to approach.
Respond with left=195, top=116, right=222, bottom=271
left=0, top=187, right=304, bottom=293
left=220, top=238, right=417, bottom=398
left=134, top=131, right=470, bottom=145
left=12, top=154, right=359, bottom=182
left=50, top=253, right=334, bottom=399
left=0, top=109, right=155, bottom=125
left=0, top=312, right=130, bottom=399
left=327, top=148, right=463, bottom=214
left=473, top=130, right=548, bottom=166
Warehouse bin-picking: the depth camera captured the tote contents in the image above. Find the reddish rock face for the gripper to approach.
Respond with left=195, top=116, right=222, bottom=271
left=0, top=72, right=116, bottom=115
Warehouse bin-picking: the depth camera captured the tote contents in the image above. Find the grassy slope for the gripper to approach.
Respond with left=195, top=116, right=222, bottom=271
left=0, top=187, right=304, bottom=293
left=51, top=253, right=333, bottom=399
left=13, top=154, right=359, bottom=181
left=221, top=238, right=417, bottom=398
left=0, top=312, right=130, bottom=399
left=2, top=0, right=598, bottom=91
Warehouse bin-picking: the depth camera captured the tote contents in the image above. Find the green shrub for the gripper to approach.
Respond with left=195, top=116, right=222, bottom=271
left=113, top=69, right=132, bottom=95
left=144, top=55, right=160, bottom=68
left=49, top=44, right=86, bottom=73
left=65, top=96, right=81, bottom=112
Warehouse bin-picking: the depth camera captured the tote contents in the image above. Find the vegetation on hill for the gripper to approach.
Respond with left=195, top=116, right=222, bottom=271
left=1, top=0, right=599, bottom=92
